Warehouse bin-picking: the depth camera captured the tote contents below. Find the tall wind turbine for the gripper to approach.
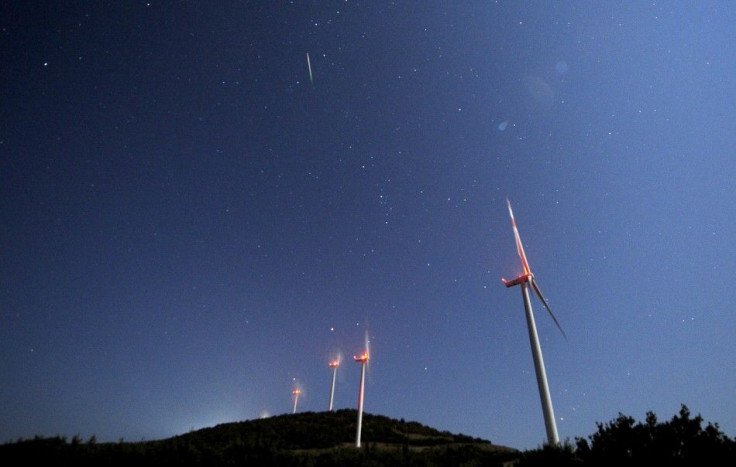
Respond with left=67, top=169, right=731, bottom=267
left=328, top=359, right=339, bottom=411
left=501, top=198, right=566, bottom=446
left=353, top=350, right=369, bottom=448
left=292, top=388, right=302, bottom=414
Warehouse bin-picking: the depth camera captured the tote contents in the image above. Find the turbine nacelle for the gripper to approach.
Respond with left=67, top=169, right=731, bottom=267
left=501, top=273, right=533, bottom=288
left=329, top=360, right=340, bottom=369
left=353, top=352, right=369, bottom=363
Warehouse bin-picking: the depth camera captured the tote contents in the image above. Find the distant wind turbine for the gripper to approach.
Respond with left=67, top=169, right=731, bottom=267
left=353, top=349, right=369, bottom=448
left=292, top=388, right=302, bottom=414
left=501, top=198, right=567, bottom=446
left=328, top=359, right=339, bottom=411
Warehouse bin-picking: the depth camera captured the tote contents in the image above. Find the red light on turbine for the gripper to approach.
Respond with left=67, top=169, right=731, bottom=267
left=292, top=388, right=302, bottom=396
left=353, top=352, right=369, bottom=363
left=329, top=360, right=340, bottom=368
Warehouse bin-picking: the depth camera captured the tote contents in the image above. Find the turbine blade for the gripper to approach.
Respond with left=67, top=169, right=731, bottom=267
left=506, top=198, right=531, bottom=276
left=531, top=277, right=567, bottom=341
left=364, top=330, right=373, bottom=381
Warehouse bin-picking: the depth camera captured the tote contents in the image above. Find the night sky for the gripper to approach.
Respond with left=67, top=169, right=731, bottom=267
left=2, top=2, right=735, bottom=451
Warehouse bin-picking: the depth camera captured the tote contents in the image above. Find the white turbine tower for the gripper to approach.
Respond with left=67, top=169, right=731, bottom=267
left=328, top=359, right=339, bottom=411
left=501, top=198, right=567, bottom=446
left=292, top=388, right=302, bottom=414
left=353, top=349, right=369, bottom=448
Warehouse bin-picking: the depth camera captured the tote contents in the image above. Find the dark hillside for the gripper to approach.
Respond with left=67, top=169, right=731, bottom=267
left=176, top=409, right=513, bottom=449
left=3, top=405, right=734, bottom=466
left=0, top=410, right=520, bottom=466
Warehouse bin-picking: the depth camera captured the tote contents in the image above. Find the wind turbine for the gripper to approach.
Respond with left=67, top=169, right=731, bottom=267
left=353, top=349, right=369, bottom=448
left=501, top=198, right=566, bottom=446
left=328, top=359, right=339, bottom=411
left=292, top=388, right=302, bottom=414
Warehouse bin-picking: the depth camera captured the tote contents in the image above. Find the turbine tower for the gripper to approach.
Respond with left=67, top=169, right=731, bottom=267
left=328, top=360, right=339, bottom=411
left=353, top=350, right=369, bottom=448
left=501, top=198, right=567, bottom=446
left=292, top=388, right=302, bottom=414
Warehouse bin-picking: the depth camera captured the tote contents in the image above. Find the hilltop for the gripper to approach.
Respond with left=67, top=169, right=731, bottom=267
left=5, top=404, right=733, bottom=465
left=0, top=409, right=520, bottom=466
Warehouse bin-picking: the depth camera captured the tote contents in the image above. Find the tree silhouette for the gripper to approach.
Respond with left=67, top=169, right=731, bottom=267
left=520, top=404, right=736, bottom=466
left=575, top=404, right=735, bottom=466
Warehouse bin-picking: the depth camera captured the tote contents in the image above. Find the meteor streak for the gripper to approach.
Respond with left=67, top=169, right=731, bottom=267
left=306, top=52, right=313, bottom=84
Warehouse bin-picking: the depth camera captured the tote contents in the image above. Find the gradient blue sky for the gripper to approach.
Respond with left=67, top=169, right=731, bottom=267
left=2, top=2, right=735, bottom=451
